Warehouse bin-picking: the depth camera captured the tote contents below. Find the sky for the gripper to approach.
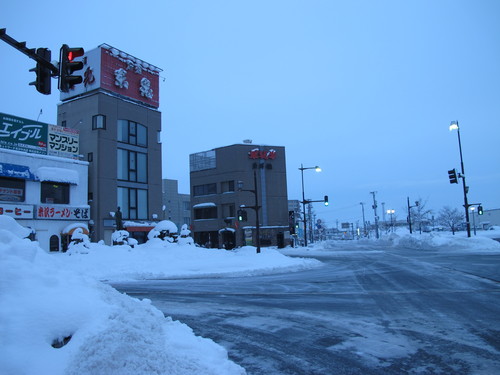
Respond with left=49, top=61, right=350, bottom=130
left=2, top=0, right=500, bottom=227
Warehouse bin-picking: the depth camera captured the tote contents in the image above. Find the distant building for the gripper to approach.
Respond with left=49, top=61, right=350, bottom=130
left=0, top=112, right=89, bottom=252
left=478, top=208, right=500, bottom=229
left=57, top=44, right=163, bottom=244
left=189, top=143, right=289, bottom=249
left=162, top=179, right=191, bottom=230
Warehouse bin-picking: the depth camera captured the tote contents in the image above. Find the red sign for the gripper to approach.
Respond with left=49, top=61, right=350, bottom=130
left=36, top=205, right=90, bottom=220
left=0, top=204, right=34, bottom=218
left=248, top=148, right=277, bottom=160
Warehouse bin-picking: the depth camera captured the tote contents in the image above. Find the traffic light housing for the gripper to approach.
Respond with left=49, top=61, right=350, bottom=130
left=288, top=210, right=296, bottom=234
left=448, top=169, right=458, bottom=184
left=237, top=209, right=247, bottom=222
left=29, top=48, right=51, bottom=95
left=478, top=205, right=483, bottom=215
left=324, top=195, right=329, bottom=206
left=58, top=44, right=84, bottom=93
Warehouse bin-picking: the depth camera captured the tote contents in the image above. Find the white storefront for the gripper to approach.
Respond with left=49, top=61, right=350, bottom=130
left=0, top=112, right=90, bottom=252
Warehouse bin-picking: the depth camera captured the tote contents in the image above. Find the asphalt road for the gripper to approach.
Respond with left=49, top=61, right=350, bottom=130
left=112, top=246, right=500, bottom=375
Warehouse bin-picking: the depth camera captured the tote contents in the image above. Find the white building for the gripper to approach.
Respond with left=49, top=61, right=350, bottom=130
left=1, top=113, right=90, bottom=252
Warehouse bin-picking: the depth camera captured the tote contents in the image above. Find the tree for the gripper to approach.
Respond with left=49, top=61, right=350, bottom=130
left=411, top=198, right=433, bottom=233
left=437, top=206, right=464, bottom=235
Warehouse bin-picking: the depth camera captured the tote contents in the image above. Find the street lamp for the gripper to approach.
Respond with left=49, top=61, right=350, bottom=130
left=299, top=164, right=321, bottom=246
left=449, top=120, right=471, bottom=238
left=469, top=206, right=477, bottom=236
left=386, top=209, right=395, bottom=233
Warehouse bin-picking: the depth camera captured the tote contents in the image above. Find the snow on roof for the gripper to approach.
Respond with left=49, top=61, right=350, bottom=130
left=193, top=202, right=216, bottom=208
left=36, top=167, right=79, bottom=184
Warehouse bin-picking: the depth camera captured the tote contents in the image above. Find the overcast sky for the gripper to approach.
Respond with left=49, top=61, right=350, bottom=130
left=2, top=0, right=499, bottom=227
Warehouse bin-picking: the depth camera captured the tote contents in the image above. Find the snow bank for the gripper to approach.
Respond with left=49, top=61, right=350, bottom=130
left=62, top=241, right=321, bottom=281
left=0, top=216, right=245, bottom=375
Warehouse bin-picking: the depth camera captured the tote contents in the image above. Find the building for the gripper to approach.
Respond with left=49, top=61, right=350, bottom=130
left=56, top=44, right=163, bottom=244
left=162, top=179, right=191, bottom=230
left=190, top=143, right=289, bottom=249
left=478, top=208, right=500, bottom=229
left=0, top=112, right=89, bottom=252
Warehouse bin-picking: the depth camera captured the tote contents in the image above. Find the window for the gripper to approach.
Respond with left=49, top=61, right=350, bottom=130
left=41, top=182, right=69, bottom=204
left=117, top=187, right=148, bottom=220
left=193, top=183, right=217, bottom=196
left=194, top=206, right=217, bottom=220
left=183, top=201, right=191, bottom=211
left=0, top=177, right=25, bottom=202
left=221, top=180, right=235, bottom=193
left=118, top=120, right=147, bottom=147
left=222, top=203, right=235, bottom=218
left=117, top=149, right=147, bottom=183
left=92, top=114, right=106, bottom=130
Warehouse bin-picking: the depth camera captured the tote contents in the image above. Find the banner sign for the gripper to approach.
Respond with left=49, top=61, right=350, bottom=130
left=36, top=205, right=90, bottom=220
left=0, top=113, right=79, bottom=159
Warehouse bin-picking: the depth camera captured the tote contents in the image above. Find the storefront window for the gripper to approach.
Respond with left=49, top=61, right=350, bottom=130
left=0, top=177, right=25, bottom=202
left=41, top=182, right=70, bottom=204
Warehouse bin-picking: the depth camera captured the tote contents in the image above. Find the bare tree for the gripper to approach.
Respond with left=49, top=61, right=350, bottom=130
left=437, top=206, right=464, bottom=235
left=411, top=198, right=433, bottom=233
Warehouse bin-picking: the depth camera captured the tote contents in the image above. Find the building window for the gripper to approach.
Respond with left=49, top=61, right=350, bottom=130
left=221, top=180, right=235, bottom=193
left=193, top=183, right=217, bottom=197
left=117, top=187, right=148, bottom=220
left=221, top=203, right=235, bottom=218
left=194, top=206, right=217, bottom=220
left=41, top=182, right=69, bottom=204
left=92, top=114, right=106, bottom=130
left=0, top=177, right=25, bottom=202
left=118, top=120, right=147, bottom=147
left=183, top=217, right=191, bottom=226
left=117, top=149, right=147, bottom=183
left=183, top=201, right=191, bottom=211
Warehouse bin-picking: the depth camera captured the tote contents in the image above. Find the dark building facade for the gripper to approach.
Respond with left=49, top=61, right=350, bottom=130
left=57, top=45, right=162, bottom=243
left=190, top=143, right=290, bottom=249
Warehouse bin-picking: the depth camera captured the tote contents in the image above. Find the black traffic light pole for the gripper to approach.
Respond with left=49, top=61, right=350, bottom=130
left=238, top=169, right=261, bottom=253
left=0, top=29, right=58, bottom=75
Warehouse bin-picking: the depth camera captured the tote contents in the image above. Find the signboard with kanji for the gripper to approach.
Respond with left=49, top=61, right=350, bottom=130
left=36, top=205, right=90, bottom=220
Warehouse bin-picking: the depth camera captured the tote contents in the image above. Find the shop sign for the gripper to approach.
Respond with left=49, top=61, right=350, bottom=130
left=0, top=203, right=34, bottom=218
left=36, top=205, right=90, bottom=220
left=0, top=163, right=36, bottom=180
left=0, top=113, right=79, bottom=159
left=248, top=148, right=277, bottom=160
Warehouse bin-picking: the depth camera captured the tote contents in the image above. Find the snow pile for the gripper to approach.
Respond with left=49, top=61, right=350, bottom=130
left=62, top=241, right=321, bottom=281
left=0, top=216, right=245, bottom=375
left=390, top=232, right=500, bottom=251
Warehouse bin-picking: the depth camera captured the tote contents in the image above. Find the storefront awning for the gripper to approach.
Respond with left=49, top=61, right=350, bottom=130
left=36, top=167, right=79, bottom=185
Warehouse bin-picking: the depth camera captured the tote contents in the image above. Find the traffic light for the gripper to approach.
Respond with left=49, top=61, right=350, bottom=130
left=288, top=210, right=296, bottom=234
left=478, top=205, right=483, bottom=215
left=29, top=48, right=51, bottom=95
left=324, top=195, right=329, bottom=206
left=237, top=209, right=247, bottom=222
left=448, top=169, right=458, bottom=184
left=58, top=44, right=84, bottom=93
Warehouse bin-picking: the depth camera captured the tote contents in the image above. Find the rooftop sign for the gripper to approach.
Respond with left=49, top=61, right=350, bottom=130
left=60, top=44, right=161, bottom=108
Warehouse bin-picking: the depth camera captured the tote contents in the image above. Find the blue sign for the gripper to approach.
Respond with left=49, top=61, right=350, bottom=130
left=0, top=163, right=36, bottom=180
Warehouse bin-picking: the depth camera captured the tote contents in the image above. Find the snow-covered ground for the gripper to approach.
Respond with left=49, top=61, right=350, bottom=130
left=1, top=214, right=499, bottom=375
left=0, top=216, right=319, bottom=375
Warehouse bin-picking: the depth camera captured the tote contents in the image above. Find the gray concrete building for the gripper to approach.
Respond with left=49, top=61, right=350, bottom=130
left=56, top=44, right=162, bottom=243
left=190, top=143, right=289, bottom=249
left=162, top=179, right=191, bottom=230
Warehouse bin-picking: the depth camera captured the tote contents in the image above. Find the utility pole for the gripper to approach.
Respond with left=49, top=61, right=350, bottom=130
left=360, top=202, right=367, bottom=237
left=370, top=192, right=379, bottom=239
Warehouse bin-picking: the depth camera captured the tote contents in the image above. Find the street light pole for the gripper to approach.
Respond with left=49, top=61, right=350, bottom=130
left=237, top=169, right=261, bottom=253
left=299, top=164, right=321, bottom=246
left=360, top=202, right=367, bottom=237
left=450, top=121, right=471, bottom=238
